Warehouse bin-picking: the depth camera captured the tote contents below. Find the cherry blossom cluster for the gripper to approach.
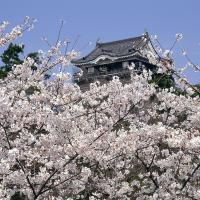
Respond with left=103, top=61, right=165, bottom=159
left=149, top=33, right=199, bottom=95
left=0, top=20, right=200, bottom=200
left=0, top=17, right=36, bottom=47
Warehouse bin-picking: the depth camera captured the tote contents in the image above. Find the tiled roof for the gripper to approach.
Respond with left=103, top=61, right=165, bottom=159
left=72, top=35, right=149, bottom=66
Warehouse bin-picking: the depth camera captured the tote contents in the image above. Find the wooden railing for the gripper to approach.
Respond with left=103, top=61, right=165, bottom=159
left=74, top=69, right=131, bottom=83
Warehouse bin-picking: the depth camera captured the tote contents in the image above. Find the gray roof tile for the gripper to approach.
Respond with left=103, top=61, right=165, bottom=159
left=72, top=35, right=148, bottom=65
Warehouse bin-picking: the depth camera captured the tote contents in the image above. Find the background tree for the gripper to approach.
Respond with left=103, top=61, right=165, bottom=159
left=0, top=43, right=24, bottom=79
left=0, top=43, right=42, bottom=79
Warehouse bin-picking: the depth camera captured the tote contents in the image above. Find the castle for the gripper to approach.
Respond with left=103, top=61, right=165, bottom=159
left=72, top=32, right=160, bottom=90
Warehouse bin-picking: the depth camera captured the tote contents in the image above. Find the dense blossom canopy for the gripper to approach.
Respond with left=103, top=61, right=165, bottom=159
left=0, top=19, right=200, bottom=200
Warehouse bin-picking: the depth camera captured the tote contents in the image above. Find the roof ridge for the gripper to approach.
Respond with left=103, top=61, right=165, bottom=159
left=98, top=35, right=144, bottom=46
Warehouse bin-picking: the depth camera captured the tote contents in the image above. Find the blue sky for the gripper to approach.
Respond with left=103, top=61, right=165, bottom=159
left=0, top=0, right=199, bottom=83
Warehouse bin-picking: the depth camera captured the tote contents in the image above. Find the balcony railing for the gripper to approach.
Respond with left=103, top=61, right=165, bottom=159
left=74, top=69, right=131, bottom=83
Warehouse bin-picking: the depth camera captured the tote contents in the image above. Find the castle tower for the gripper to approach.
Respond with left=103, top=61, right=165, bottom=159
left=72, top=33, right=159, bottom=90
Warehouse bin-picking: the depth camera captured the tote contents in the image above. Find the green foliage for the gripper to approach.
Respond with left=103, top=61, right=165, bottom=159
left=1, top=43, right=24, bottom=67
left=191, top=83, right=200, bottom=97
left=148, top=73, right=198, bottom=97
left=172, top=83, right=200, bottom=97
left=0, top=43, right=41, bottom=79
left=150, top=73, right=175, bottom=89
left=0, top=43, right=24, bottom=79
left=149, top=70, right=200, bottom=97
left=27, top=52, right=40, bottom=71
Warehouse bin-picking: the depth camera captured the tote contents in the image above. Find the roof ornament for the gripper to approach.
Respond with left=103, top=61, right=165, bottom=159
left=143, top=29, right=149, bottom=40
left=96, top=38, right=101, bottom=46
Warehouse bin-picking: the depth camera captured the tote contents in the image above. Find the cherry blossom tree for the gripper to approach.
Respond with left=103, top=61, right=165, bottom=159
left=0, top=19, right=200, bottom=200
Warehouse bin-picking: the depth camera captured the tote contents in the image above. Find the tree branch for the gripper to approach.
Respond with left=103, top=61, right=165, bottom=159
left=181, top=163, right=200, bottom=191
left=36, top=153, right=78, bottom=198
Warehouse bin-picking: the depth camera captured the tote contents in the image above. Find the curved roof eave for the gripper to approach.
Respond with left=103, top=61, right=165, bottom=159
left=71, top=34, right=158, bottom=66
left=73, top=52, right=148, bottom=66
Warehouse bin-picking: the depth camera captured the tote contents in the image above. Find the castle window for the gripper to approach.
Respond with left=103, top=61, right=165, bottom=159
left=87, top=67, right=94, bottom=74
left=99, top=66, right=107, bottom=75
left=99, top=66, right=107, bottom=72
